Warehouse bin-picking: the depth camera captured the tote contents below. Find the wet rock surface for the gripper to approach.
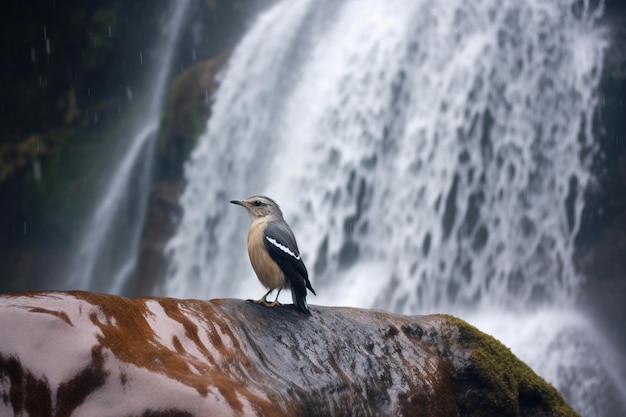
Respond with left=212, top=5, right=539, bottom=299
left=0, top=291, right=577, bottom=417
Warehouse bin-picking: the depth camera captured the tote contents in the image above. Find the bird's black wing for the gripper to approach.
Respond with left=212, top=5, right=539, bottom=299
left=263, top=221, right=316, bottom=314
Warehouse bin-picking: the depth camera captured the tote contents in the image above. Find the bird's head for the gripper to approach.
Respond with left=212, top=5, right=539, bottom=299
left=230, top=195, right=283, bottom=221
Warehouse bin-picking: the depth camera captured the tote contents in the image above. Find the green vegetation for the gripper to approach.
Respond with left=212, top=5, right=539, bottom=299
left=440, top=315, right=580, bottom=417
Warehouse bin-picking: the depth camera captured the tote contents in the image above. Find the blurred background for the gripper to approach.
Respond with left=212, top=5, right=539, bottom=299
left=1, top=1, right=625, bottom=416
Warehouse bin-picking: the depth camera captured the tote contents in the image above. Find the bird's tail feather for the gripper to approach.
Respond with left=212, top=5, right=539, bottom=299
left=292, top=288, right=311, bottom=315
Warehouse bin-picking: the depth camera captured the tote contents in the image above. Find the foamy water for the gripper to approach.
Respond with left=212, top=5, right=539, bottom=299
left=166, top=1, right=623, bottom=415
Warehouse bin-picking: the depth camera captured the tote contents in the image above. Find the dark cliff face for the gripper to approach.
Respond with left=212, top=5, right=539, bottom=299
left=0, top=1, right=168, bottom=293
left=0, top=292, right=578, bottom=417
left=0, top=0, right=261, bottom=145
left=0, top=0, right=266, bottom=292
left=0, top=1, right=161, bottom=291
left=576, top=4, right=626, bottom=352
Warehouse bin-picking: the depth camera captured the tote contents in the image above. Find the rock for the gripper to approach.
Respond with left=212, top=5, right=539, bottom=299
left=0, top=291, right=578, bottom=417
left=156, top=53, right=230, bottom=182
left=129, top=181, right=184, bottom=296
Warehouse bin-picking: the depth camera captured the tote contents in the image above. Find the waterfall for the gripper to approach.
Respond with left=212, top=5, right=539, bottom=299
left=166, top=0, right=625, bottom=416
left=66, top=0, right=191, bottom=293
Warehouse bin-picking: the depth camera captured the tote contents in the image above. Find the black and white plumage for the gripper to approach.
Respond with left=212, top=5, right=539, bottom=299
left=230, top=196, right=316, bottom=315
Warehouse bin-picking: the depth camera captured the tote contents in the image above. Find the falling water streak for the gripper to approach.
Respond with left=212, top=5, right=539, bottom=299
left=165, top=0, right=321, bottom=297
left=105, top=121, right=160, bottom=295
left=67, top=0, right=191, bottom=292
left=167, top=1, right=622, bottom=416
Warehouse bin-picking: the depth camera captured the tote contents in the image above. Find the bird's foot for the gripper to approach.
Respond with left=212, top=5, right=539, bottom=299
left=245, top=298, right=281, bottom=307
left=266, top=299, right=282, bottom=307
left=252, top=296, right=270, bottom=305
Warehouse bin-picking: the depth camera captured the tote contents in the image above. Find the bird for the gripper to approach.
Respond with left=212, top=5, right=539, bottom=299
left=230, top=195, right=316, bottom=315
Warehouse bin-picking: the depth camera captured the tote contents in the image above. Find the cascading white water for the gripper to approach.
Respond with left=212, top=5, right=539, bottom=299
left=166, top=1, right=625, bottom=416
left=66, top=0, right=191, bottom=293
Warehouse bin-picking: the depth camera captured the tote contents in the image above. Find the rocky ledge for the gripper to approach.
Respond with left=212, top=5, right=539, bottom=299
left=0, top=291, right=577, bottom=417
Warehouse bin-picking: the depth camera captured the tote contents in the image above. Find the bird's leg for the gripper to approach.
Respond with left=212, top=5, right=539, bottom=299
left=266, top=289, right=282, bottom=307
left=254, top=289, right=273, bottom=305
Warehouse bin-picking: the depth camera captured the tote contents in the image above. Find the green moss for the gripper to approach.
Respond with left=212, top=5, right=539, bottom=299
left=0, top=134, right=47, bottom=183
left=439, top=314, right=580, bottom=417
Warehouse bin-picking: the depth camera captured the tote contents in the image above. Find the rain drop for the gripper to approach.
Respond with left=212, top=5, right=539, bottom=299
left=44, top=25, right=50, bottom=55
left=32, top=159, right=42, bottom=183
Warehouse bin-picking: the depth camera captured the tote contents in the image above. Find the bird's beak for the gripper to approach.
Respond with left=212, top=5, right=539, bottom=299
left=230, top=200, right=244, bottom=206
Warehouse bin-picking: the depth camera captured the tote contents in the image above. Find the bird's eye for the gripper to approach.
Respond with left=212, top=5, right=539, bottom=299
left=253, top=200, right=262, bottom=207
